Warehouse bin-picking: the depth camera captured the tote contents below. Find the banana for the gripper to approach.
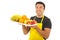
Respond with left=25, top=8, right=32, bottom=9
left=11, top=15, right=21, bottom=22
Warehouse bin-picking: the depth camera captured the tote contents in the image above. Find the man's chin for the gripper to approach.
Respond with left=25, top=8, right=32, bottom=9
left=36, top=12, right=42, bottom=16
left=37, top=14, right=41, bottom=16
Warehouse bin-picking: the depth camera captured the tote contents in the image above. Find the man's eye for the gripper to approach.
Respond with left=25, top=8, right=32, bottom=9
left=36, top=7, right=38, bottom=8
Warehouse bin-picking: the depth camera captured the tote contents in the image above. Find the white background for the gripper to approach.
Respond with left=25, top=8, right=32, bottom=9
left=0, top=0, right=60, bottom=40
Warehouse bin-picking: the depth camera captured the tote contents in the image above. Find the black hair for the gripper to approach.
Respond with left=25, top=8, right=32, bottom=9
left=35, top=1, right=45, bottom=9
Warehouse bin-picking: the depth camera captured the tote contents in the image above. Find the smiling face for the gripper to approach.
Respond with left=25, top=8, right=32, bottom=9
left=35, top=4, right=45, bottom=17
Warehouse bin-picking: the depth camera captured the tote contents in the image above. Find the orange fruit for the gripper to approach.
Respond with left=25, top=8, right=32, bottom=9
left=22, top=15, right=27, bottom=19
left=26, top=18, right=30, bottom=20
left=19, top=19, right=24, bottom=23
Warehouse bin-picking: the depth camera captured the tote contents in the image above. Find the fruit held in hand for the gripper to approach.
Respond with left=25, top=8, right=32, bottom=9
left=22, top=15, right=27, bottom=19
left=26, top=20, right=37, bottom=25
left=11, top=15, right=21, bottom=22
left=11, top=14, right=30, bottom=23
left=30, top=20, right=37, bottom=25
left=19, top=15, right=30, bottom=23
left=19, top=19, right=25, bottom=23
left=26, top=20, right=32, bottom=24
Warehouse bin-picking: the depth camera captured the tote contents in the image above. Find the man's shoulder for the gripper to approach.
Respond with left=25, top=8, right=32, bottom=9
left=44, top=16, right=51, bottom=21
left=43, top=16, right=51, bottom=25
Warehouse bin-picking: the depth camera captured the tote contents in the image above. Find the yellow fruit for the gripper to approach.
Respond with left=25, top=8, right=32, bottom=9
left=11, top=14, right=30, bottom=24
left=24, top=20, right=28, bottom=24
left=11, top=15, right=21, bottom=22
left=24, top=20, right=31, bottom=24
left=19, top=19, right=24, bottom=23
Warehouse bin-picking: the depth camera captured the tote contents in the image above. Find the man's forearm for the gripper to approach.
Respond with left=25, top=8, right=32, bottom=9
left=35, top=27, right=50, bottom=39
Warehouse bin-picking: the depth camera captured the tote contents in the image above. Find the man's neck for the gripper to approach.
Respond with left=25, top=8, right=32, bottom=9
left=36, top=15, right=43, bottom=18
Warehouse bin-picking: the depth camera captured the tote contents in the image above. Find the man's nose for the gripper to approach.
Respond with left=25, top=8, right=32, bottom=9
left=37, top=9, right=41, bottom=11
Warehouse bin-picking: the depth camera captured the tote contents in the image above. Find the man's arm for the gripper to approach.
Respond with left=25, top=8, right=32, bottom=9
left=22, top=25, right=30, bottom=35
left=35, top=27, right=51, bottom=39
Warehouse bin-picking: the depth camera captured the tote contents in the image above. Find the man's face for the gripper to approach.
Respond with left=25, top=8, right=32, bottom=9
left=35, top=4, right=45, bottom=16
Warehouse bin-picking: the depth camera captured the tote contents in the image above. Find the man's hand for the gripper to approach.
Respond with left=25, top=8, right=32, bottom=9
left=22, top=25, right=30, bottom=35
left=27, top=25, right=38, bottom=29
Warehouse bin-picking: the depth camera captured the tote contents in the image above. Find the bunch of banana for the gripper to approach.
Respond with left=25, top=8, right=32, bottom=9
left=11, top=14, right=30, bottom=23
left=11, top=15, right=21, bottom=22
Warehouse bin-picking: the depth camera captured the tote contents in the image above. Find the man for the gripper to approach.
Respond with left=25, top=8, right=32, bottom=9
left=22, top=1, right=52, bottom=40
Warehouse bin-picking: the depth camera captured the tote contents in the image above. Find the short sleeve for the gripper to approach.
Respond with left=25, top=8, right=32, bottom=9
left=30, top=17, right=34, bottom=20
left=43, top=18, right=52, bottom=29
left=30, top=17, right=32, bottom=20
